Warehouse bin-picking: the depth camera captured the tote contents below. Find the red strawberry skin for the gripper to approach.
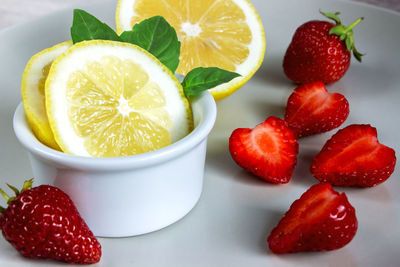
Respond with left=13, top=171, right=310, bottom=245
left=268, top=183, right=357, bottom=254
left=311, top=124, right=397, bottom=187
left=283, top=20, right=351, bottom=84
left=229, top=116, right=298, bottom=184
left=0, top=185, right=101, bottom=264
left=284, top=81, right=349, bottom=138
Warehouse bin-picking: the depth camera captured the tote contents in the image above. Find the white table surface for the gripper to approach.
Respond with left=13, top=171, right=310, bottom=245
left=0, top=0, right=399, bottom=30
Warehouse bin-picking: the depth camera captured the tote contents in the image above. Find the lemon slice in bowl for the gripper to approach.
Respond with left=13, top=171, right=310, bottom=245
left=115, top=0, right=266, bottom=101
left=45, top=40, right=193, bottom=157
left=21, top=41, right=72, bottom=150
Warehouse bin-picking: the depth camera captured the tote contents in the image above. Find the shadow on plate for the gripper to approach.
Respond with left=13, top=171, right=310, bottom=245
left=247, top=98, right=286, bottom=120
left=255, top=55, right=291, bottom=88
left=258, top=208, right=284, bottom=255
left=290, top=143, right=320, bottom=187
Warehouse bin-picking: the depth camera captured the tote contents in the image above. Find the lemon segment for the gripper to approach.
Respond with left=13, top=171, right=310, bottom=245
left=116, top=0, right=266, bottom=101
left=46, top=40, right=193, bottom=157
left=21, top=41, right=72, bottom=150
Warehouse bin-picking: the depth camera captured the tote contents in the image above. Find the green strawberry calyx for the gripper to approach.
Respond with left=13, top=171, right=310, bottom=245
left=320, top=10, right=364, bottom=62
left=0, top=179, right=33, bottom=213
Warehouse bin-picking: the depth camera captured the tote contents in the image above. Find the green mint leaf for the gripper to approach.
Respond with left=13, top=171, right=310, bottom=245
left=182, top=67, right=241, bottom=98
left=71, top=9, right=121, bottom=44
left=120, top=16, right=180, bottom=73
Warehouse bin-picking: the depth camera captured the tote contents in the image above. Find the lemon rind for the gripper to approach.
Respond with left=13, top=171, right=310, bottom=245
left=21, top=40, right=72, bottom=150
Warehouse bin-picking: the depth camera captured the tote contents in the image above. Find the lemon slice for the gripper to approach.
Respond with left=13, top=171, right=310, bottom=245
left=115, top=0, right=266, bottom=101
left=45, top=40, right=193, bottom=157
left=21, top=41, right=72, bottom=150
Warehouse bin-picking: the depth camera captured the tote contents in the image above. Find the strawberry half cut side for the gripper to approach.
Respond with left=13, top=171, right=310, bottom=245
left=229, top=116, right=298, bottom=184
left=284, top=81, right=349, bottom=138
left=311, top=124, right=397, bottom=187
left=268, top=183, right=357, bottom=254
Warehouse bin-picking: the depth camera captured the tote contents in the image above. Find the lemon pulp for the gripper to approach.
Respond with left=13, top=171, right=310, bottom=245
left=66, top=56, right=172, bottom=157
left=116, top=0, right=266, bottom=101
left=46, top=40, right=192, bottom=157
left=127, top=0, right=251, bottom=75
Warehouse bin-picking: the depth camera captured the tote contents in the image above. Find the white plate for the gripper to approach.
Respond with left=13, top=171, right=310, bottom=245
left=0, top=0, right=399, bottom=266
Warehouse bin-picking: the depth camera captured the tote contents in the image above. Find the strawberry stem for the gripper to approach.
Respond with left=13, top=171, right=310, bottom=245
left=6, top=184, right=19, bottom=196
left=343, top=17, right=364, bottom=33
left=21, top=179, right=33, bottom=193
left=0, top=179, right=34, bottom=209
left=0, top=187, right=10, bottom=202
left=323, top=11, right=365, bottom=63
left=353, top=45, right=364, bottom=62
left=319, top=10, right=342, bottom=24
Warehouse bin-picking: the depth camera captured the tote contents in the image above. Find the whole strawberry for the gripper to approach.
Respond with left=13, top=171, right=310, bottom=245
left=268, top=183, right=358, bottom=254
left=0, top=180, right=101, bottom=264
left=283, top=11, right=364, bottom=84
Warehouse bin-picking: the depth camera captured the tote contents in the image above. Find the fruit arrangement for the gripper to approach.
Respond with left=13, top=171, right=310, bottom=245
left=228, top=11, right=396, bottom=253
left=1, top=0, right=398, bottom=264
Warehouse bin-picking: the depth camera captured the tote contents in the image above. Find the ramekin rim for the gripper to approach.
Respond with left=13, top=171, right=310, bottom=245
left=13, top=91, right=216, bottom=171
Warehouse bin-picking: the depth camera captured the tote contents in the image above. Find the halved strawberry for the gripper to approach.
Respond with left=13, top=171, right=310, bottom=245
left=284, top=81, right=349, bottom=138
left=311, top=124, right=397, bottom=187
left=228, top=116, right=298, bottom=184
left=268, top=183, right=357, bottom=254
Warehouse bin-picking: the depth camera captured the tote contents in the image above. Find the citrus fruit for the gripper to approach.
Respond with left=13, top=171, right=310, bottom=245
left=21, top=41, right=72, bottom=150
left=45, top=40, right=193, bottom=157
left=115, top=0, right=266, bottom=101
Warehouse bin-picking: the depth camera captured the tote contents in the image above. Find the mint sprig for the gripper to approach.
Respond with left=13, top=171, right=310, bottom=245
left=182, top=67, right=240, bottom=98
left=71, top=9, right=121, bottom=43
left=70, top=9, right=241, bottom=98
left=120, top=16, right=180, bottom=73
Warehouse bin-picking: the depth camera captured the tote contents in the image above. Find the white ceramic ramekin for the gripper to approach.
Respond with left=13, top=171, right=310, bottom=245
left=13, top=91, right=216, bottom=237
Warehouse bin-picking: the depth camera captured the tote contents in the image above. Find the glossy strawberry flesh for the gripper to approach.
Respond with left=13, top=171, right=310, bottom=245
left=311, top=124, right=397, bottom=187
left=283, top=21, right=351, bottom=84
left=268, top=183, right=357, bottom=254
left=229, top=116, right=298, bottom=184
left=0, top=185, right=101, bottom=264
left=285, top=81, right=349, bottom=137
